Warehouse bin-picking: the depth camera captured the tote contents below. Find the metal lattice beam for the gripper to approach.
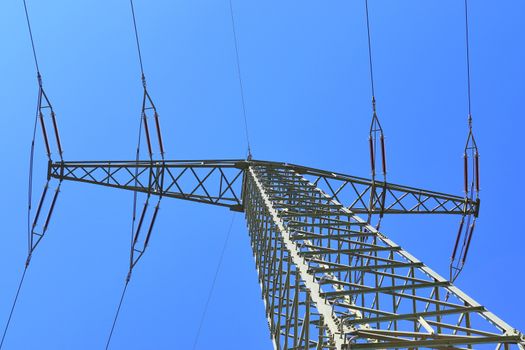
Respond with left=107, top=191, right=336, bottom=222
left=47, top=158, right=524, bottom=349
left=49, top=159, right=479, bottom=216
left=244, top=165, right=523, bottom=349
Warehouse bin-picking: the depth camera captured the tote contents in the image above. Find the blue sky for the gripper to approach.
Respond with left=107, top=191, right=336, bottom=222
left=0, top=1, right=524, bottom=349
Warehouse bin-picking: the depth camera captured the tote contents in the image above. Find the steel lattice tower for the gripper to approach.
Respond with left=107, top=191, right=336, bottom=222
left=41, top=159, right=523, bottom=349
left=11, top=2, right=523, bottom=349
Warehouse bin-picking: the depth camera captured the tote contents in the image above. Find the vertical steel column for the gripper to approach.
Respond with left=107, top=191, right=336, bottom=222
left=243, top=165, right=524, bottom=349
left=245, top=166, right=343, bottom=349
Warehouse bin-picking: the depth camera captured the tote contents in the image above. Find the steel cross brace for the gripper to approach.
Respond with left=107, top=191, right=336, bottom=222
left=243, top=165, right=523, bottom=349
left=48, top=159, right=479, bottom=217
left=46, top=158, right=525, bottom=349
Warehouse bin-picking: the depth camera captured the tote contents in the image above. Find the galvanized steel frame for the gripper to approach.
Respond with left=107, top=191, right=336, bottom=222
left=47, top=158, right=524, bottom=349
left=244, top=165, right=523, bottom=349
left=49, top=159, right=479, bottom=216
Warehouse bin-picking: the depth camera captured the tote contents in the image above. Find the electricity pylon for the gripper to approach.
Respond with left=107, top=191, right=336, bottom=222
left=45, top=159, right=524, bottom=349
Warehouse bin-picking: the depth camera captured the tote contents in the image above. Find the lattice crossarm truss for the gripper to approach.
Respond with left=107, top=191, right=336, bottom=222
left=47, top=159, right=522, bottom=348
left=49, top=159, right=479, bottom=217
left=244, top=165, right=523, bottom=350
left=295, top=168, right=479, bottom=216
left=49, top=160, right=246, bottom=211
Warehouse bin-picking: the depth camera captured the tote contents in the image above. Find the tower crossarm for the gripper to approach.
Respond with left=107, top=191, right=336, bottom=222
left=293, top=166, right=479, bottom=216
left=49, top=159, right=247, bottom=211
left=49, top=159, right=479, bottom=216
left=46, top=159, right=522, bottom=349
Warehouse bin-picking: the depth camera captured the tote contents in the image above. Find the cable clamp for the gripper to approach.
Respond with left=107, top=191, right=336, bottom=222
left=25, top=254, right=32, bottom=267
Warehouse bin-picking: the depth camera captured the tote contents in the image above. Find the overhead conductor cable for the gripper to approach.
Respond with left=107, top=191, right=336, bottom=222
left=229, top=0, right=253, bottom=159
left=192, top=215, right=236, bottom=349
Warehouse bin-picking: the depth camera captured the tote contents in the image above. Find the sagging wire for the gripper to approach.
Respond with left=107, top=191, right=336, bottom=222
left=449, top=0, right=480, bottom=283
left=228, top=0, right=252, bottom=160
left=1, top=2, right=64, bottom=348
left=192, top=214, right=236, bottom=350
left=0, top=267, right=28, bottom=349
left=364, top=0, right=387, bottom=230
left=105, top=1, right=166, bottom=347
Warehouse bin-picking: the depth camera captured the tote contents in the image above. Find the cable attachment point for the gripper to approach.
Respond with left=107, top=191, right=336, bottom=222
left=463, top=123, right=479, bottom=197
left=28, top=181, right=62, bottom=257
left=367, top=97, right=387, bottom=228
left=36, top=81, right=64, bottom=162
left=140, top=88, right=165, bottom=160
left=450, top=117, right=480, bottom=282
left=129, top=196, right=162, bottom=274
left=25, top=254, right=32, bottom=268
left=25, top=78, right=64, bottom=277
left=450, top=215, right=477, bottom=282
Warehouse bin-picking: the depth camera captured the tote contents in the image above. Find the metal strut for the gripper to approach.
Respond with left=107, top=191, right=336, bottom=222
left=242, top=165, right=523, bottom=349
left=49, top=159, right=480, bottom=217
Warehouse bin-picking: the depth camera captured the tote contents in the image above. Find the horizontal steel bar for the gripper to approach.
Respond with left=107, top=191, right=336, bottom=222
left=49, top=159, right=479, bottom=216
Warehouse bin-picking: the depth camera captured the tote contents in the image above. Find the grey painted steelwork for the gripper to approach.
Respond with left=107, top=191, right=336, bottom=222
left=49, top=159, right=479, bottom=216
left=245, top=165, right=523, bottom=349
left=48, top=159, right=524, bottom=349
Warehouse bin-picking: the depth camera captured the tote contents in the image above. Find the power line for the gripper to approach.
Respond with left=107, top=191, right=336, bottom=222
left=464, top=0, right=472, bottom=118
left=27, top=96, right=40, bottom=254
left=228, top=0, right=252, bottom=159
left=105, top=280, right=130, bottom=349
left=24, top=0, right=42, bottom=255
left=364, top=0, right=375, bottom=98
left=1, top=2, right=44, bottom=347
left=129, top=0, right=145, bottom=81
left=192, top=214, right=236, bottom=349
left=22, top=0, right=40, bottom=74
left=130, top=118, right=143, bottom=260
left=0, top=267, right=28, bottom=349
